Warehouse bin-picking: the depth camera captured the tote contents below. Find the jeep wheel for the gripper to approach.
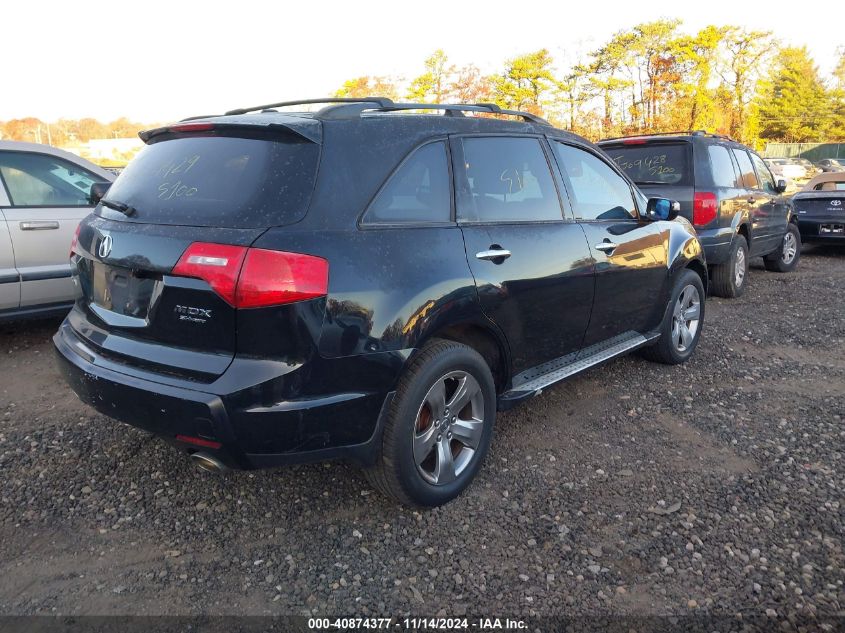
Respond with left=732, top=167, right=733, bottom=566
left=711, top=235, right=749, bottom=298
left=641, top=269, right=705, bottom=365
left=764, top=223, right=801, bottom=273
left=364, top=339, right=496, bottom=507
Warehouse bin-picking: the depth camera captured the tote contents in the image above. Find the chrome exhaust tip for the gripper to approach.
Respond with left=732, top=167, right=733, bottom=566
left=190, top=452, right=227, bottom=473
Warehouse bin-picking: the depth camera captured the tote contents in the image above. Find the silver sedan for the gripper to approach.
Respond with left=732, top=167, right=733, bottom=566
left=0, top=141, right=114, bottom=321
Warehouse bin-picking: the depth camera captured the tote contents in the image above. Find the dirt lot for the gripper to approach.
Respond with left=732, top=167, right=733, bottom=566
left=0, top=246, right=842, bottom=622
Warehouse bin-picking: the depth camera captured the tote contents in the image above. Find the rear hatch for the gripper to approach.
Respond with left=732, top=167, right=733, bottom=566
left=69, top=120, right=322, bottom=381
left=599, top=140, right=694, bottom=220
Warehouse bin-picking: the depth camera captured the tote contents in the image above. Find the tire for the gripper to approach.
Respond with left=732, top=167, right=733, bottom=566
left=364, top=339, right=496, bottom=507
left=763, top=223, right=801, bottom=273
left=710, top=235, right=749, bottom=298
left=641, top=269, right=705, bottom=365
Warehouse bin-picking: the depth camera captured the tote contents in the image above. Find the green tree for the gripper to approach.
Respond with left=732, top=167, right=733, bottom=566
left=757, top=47, right=834, bottom=142
left=407, top=50, right=454, bottom=103
left=492, top=49, right=555, bottom=112
left=555, top=65, right=595, bottom=132
left=669, top=25, right=725, bottom=131
left=717, top=27, right=777, bottom=141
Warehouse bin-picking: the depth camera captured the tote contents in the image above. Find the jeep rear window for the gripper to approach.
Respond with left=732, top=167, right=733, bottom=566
left=605, top=143, right=691, bottom=186
left=101, top=134, right=319, bottom=228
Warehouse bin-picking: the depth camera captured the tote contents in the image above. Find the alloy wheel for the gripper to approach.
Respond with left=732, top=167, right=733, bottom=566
left=734, top=247, right=746, bottom=288
left=671, top=285, right=701, bottom=353
left=781, top=232, right=797, bottom=264
left=412, top=371, right=485, bottom=486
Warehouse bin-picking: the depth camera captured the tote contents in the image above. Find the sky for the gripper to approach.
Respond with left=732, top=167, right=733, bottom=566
left=3, top=0, right=842, bottom=123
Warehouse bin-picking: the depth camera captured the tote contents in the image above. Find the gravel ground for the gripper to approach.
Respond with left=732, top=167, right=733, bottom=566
left=0, top=246, right=842, bottom=623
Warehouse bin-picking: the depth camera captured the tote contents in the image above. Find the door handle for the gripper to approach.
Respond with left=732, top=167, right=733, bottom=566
left=594, top=241, right=619, bottom=253
left=476, top=248, right=511, bottom=262
left=20, top=221, right=60, bottom=230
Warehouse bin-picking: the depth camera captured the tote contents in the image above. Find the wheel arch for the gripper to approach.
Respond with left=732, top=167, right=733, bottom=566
left=685, top=258, right=708, bottom=295
left=415, top=321, right=512, bottom=394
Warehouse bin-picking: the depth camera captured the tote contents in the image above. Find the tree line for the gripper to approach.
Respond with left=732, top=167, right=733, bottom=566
left=2, top=21, right=842, bottom=151
left=0, top=117, right=158, bottom=146
left=334, top=21, right=845, bottom=147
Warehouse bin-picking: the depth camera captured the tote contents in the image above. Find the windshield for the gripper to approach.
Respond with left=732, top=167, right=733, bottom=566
left=604, top=143, right=691, bottom=186
left=102, top=133, right=320, bottom=228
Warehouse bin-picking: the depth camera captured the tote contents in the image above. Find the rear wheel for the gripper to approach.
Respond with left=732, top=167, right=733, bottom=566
left=641, top=269, right=705, bottom=365
left=710, top=235, right=748, bottom=298
left=364, top=339, right=496, bottom=507
left=764, top=223, right=801, bottom=272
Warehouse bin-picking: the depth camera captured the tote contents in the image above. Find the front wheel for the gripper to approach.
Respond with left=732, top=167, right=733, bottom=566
left=764, top=223, right=801, bottom=272
left=641, top=269, right=705, bottom=365
left=364, top=339, right=496, bottom=507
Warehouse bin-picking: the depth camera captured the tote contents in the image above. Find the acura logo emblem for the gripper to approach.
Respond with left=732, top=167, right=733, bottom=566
left=832, top=200, right=842, bottom=206
left=98, top=234, right=113, bottom=259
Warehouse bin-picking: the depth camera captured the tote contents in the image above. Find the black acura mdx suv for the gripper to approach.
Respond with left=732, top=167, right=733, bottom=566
left=55, top=98, right=707, bottom=507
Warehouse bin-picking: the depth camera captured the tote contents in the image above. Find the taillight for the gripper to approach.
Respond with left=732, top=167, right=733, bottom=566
left=172, top=242, right=328, bottom=308
left=172, top=243, right=248, bottom=305
left=70, top=223, right=82, bottom=257
left=693, top=191, right=718, bottom=226
left=235, top=248, right=329, bottom=308
left=622, top=138, right=647, bottom=145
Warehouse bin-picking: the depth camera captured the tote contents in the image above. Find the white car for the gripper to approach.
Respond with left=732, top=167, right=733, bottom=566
left=765, top=158, right=807, bottom=182
left=0, top=141, right=114, bottom=321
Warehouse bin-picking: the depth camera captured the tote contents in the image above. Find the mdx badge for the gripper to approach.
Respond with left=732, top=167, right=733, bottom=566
left=175, top=305, right=212, bottom=323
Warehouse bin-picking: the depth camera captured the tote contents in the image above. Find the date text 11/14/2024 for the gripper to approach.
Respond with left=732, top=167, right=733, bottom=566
left=307, top=617, right=528, bottom=630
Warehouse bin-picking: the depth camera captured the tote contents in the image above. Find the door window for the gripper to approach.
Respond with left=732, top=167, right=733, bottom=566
left=750, top=153, right=777, bottom=194
left=731, top=149, right=759, bottom=190
left=0, top=151, right=101, bottom=207
left=553, top=143, right=636, bottom=220
left=708, top=145, right=740, bottom=188
left=457, top=137, right=563, bottom=222
left=363, top=141, right=451, bottom=224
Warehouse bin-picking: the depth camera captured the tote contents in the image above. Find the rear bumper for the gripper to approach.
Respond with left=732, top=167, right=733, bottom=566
left=54, top=321, right=400, bottom=469
left=797, top=218, right=845, bottom=242
left=696, top=227, right=734, bottom=266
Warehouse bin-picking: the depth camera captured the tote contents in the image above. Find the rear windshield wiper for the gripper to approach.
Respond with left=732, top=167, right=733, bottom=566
left=100, top=199, right=137, bottom=217
left=635, top=180, right=670, bottom=185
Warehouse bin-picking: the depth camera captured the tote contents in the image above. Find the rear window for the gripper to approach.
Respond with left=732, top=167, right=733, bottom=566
left=102, top=134, right=319, bottom=228
left=604, top=143, right=691, bottom=186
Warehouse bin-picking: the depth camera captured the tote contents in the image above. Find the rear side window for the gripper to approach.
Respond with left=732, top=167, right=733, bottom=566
left=750, top=153, right=777, bottom=194
left=708, top=145, right=740, bottom=188
left=0, top=151, right=101, bottom=207
left=363, top=142, right=450, bottom=224
left=457, top=137, right=562, bottom=222
left=553, top=143, right=636, bottom=221
left=731, top=149, right=759, bottom=190
left=604, top=143, right=690, bottom=185
left=102, top=133, right=319, bottom=228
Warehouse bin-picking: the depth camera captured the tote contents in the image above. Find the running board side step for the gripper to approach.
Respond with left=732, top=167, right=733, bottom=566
left=497, top=331, right=658, bottom=411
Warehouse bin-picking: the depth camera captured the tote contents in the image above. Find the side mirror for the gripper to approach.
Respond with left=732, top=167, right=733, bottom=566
left=645, top=197, right=680, bottom=221
left=775, top=179, right=787, bottom=194
left=89, top=182, right=111, bottom=206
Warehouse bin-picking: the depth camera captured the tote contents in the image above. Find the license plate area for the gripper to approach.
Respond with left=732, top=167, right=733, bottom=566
left=820, top=224, right=844, bottom=235
left=89, top=261, right=158, bottom=319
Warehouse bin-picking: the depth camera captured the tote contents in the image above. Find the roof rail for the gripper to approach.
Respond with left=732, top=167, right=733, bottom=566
left=317, top=101, right=549, bottom=125
left=601, top=129, right=738, bottom=143
left=223, top=97, right=396, bottom=117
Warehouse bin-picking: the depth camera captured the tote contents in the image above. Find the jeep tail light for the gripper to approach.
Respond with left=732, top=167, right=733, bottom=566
left=172, top=242, right=328, bottom=308
left=70, top=223, right=82, bottom=257
left=693, top=191, right=718, bottom=226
